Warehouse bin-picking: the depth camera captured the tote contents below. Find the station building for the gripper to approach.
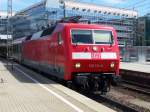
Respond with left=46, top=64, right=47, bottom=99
left=0, top=11, right=9, bottom=47
left=136, top=13, right=150, bottom=46
left=0, top=11, right=13, bottom=44
left=11, top=0, right=138, bottom=46
left=0, top=11, right=8, bottom=36
left=0, top=11, right=13, bottom=57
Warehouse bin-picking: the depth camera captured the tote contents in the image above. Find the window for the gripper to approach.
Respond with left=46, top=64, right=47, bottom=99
left=76, top=8, right=79, bottom=10
left=87, top=9, right=90, bottom=12
left=94, top=10, right=97, bottom=13
left=82, top=9, right=86, bottom=11
left=104, top=11, right=107, bottom=14
left=25, top=35, right=32, bottom=40
left=71, top=29, right=113, bottom=44
left=41, top=26, right=56, bottom=37
left=93, top=30, right=113, bottom=44
left=31, top=31, right=43, bottom=40
left=71, top=30, right=93, bottom=44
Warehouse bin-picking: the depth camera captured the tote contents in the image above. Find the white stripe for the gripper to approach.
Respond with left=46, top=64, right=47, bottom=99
left=101, top=52, right=117, bottom=59
left=14, top=67, right=84, bottom=112
left=72, top=52, right=91, bottom=59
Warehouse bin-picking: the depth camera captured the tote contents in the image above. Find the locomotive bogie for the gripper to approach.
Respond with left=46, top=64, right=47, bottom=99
left=73, top=73, right=113, bottom=93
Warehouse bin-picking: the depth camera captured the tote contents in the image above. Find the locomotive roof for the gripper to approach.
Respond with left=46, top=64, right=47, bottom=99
left=59, top=23, right=115, bottom=30
left=23, top=23, right=115, bottom=41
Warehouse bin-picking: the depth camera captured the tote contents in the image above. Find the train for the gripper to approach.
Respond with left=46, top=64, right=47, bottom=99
left=0, top=18, right=120, bottom=94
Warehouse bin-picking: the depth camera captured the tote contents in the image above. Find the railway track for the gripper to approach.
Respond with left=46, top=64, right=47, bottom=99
left=120, top=80, right=150, bottom=96
left=120, top=69, right=150, bottom=89
left=79, top=91, right=139, bottom=112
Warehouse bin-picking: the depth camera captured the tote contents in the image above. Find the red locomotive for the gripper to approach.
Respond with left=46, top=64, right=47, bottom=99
left=12, top=17, right=120, bottom=93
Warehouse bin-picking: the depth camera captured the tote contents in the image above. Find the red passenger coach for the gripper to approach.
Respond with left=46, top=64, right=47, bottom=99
left=21, top=22, right=120, bottom=93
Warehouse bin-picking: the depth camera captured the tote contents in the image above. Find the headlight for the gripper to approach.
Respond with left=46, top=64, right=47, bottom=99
left=93, top=46, right=98, bottom=51
left=110, top=62, right=115, bottom=68
left=75, top=63, right=81, bottom=68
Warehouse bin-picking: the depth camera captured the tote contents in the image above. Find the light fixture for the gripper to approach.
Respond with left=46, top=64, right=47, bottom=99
left=110, top=62, right=115, bottom=68
left=75, top=63, right=81, bottom=68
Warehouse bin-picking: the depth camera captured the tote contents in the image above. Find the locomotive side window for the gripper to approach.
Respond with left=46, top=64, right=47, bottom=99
left=93, top=30, right=113, bottom=44
left=31, top=31, right=43, bottom=40
left=71, top=30, right=93, bottom=44
left=25, top=35, right=32, bottom=41
left=41, top=26, right=56, bottom=37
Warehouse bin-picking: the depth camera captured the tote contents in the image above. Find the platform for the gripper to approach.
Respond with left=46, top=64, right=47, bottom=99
left=0, top=60, right=115, bottom=112
left=120, top=62, right=150, bottom=73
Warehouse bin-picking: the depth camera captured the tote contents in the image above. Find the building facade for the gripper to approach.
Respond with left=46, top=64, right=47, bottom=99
left=0, top=11, right=14, bottom=39
left=11, top=0, right=138, bottom=46
left=136, top=14, right=150, bottom=46
left=0, top=11, right=8, bottom=36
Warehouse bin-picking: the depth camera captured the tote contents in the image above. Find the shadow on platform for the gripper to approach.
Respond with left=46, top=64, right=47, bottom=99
left=0, top=58, right=59, bottom=85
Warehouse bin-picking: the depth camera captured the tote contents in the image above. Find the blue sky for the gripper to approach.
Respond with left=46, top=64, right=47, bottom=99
left=0, top=0, right=150, bottom=16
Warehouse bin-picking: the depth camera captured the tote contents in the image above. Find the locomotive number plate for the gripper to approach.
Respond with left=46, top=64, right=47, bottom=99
left=91, top=53, right=101, bottom=59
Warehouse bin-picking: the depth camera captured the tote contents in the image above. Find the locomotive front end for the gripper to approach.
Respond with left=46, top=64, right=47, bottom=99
left=69, top=26, right=120, bottom=93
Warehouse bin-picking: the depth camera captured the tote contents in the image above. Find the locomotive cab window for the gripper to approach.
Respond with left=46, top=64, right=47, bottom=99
left=71, top=29, right=113, bottom=44
left=93, top=30, right=113, bottom=44
left=71, top=30, right=93, bottom=44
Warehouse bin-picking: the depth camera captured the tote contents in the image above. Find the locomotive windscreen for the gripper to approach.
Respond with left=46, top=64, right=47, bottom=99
left=93, top=30, right=112, bottom=44
left=71, top=29, right=113, bottom=44
left=71, top=30, right=93, bottom=44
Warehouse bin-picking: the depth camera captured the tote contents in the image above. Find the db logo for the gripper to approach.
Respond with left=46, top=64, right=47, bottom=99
left=91, top=53, right=101, bottom=59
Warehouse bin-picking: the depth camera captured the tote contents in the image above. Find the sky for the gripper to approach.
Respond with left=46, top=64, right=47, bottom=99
left=0, top=0, right=150, bottom=16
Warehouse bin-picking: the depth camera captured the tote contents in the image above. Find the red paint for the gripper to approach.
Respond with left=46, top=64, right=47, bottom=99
left=22, top=23, right=120, bottom=80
